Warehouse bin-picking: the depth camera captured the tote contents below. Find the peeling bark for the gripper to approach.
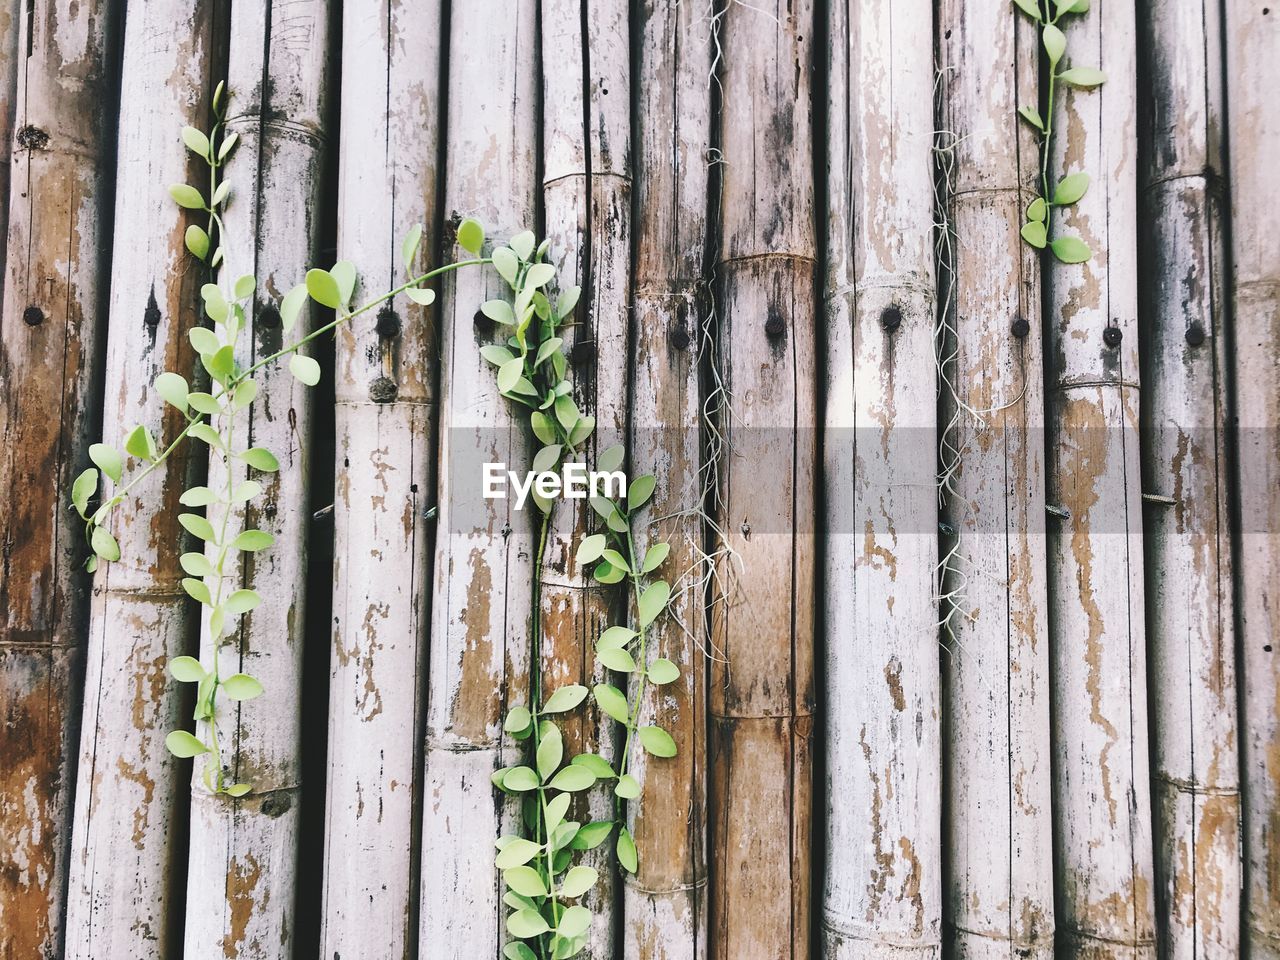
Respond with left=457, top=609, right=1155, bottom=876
left=710, top=3, right=816, bottom=957
left=62, top=3, right=220, bottom=957
left=0, top=3, right=119, bottom=957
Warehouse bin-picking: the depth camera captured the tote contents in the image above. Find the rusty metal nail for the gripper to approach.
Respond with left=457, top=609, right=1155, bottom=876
left=1185, top=322, right=1206, bottom=347
left=376, top=304, right=401, bottom=339
left=880, top=304, right=902, bottom=333
left=765, top=310, right=786, bottom=339
left=258, top=304, right=281, bottom=329
left=22, top=305, right=43, bottom=326
left=368, top=376, right=398, bottom=404
left=1011, top=316, right=1030, bottom=338
left=669, top=326, right=691, bottom=351
left=1103, top=326, right=1123, bottom=348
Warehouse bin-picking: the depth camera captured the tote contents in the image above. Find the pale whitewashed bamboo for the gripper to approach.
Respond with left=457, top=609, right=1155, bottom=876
left=320, top=3, right=442, bottom=957
left=417, top=2, right=538, bottom=954
left=710, top=2, right=815, bottom=956
left=182, top=3, right=332, bottom=957
left=539, top=1, right=631, bottom=954
left=0, top=3, right=118, bottom=956
left=1137, top=1, right=1240, bottom=955
left=936, top=3, right=1054, bottom=957
left=0, top=0, right=18, bottom=293
left=625, top=0, right=711, bottom=956
left=1225, top=2, right=1280, bottom=957
left=62, top=4, right=218, bottom=957
left=822, top=1, right=940, bottom=956
left=1044, top=4, right=1156, bottom=957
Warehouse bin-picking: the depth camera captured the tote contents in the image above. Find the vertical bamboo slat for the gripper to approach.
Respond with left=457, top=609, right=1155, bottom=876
left=0, top=0, right=17, bottom=291
left=417, top=2, right=538, bottom=954
left=1044, top=2, right=1156, bottom=957
left=936, top=2, right=1054, bottom=956
left=182, top=3, right=333, bottom=957
left=539, top=1, right=632, bottom=954
left=62, top=4, right=219, bottom=956
left=320, top=3, right=441, bottom=956
left=625, top=0, right=711, bottom=955
left=1225, top=1, right=1280, bottom=956
left=822, top=1, right=940, bottom=955
left=710, top=2, right=815, bottom=957
left=1137, top=1, right=1240, bottom=955
left=0, top=3, right=118, bottom=957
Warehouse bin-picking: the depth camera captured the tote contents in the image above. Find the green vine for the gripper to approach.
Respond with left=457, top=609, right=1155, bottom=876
left=1014, top=0, right=1106, bottom=263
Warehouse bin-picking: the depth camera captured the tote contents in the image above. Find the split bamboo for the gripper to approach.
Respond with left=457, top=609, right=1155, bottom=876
left=822, top=1, right=940, bottom=956
left=625, top=0, right=712, bottom=955
left=1137, top=0, right=1240, bottom=955
left=182, top=3, right=333, bottom=957
left=1225, top=1, right=1280, bottom=956
left=417, top=2, right=538, bottom=954
left=0, top=0, right=17, bottom=290
left=320, top=2, right=442, bottom=957
left=936, top=2, right=1055, bottom=956
left=539, top=1, right=632, bottom=954
left=0, top=3, right=119, bottom=957
left=710, top=2, right=815, bottom=957
left=63, top=4, right=220, bottom=957
left=1043, top=2, right=1157, bottom=957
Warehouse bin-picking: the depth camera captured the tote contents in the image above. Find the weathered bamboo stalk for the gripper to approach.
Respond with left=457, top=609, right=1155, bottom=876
left=1225, top=2, right=1280, bottom=956
left=936, top=3, right=1054, bottom=957
left=0, top=0, right=18, bottom=294
left=62, top=4, right=220, bottom=957
left=710, top=2, right=815, bottom=956
left=539, top=1, right=632, bottom=954
left=417, top=2, right=538, bottom=954
left=822, top=1, right=940, bottom=956
left=1044, top=3, right=1156, bottom=956
left=182, top=3, right=333, bottom=957
left=320, top=3, right=442, bottom=957
left=624, top=0, right=712, bottom=956
left=1137, top=1, right=1240, bottom=955
left=0, top=3, right=119, bottom=956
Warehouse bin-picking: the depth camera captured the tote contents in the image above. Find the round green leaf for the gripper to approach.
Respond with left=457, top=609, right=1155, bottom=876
left=165, top=729, right=208, bottom=758
left=558, top=866, right=598, bottom=899
left=169, top=183, right=205, bottom=209
left=598, top=645, right=636, bottom=673
left=480, top=345, right=515, bottom=367
left=570, top=754, right=616, bottom=779
left=641, top=542, right=671, bottom=574
left=571, top=820, right=614, bottom=851
left=241, top=447, right=280, bottom=472
left=182, top=577, right=212, bottom=605
left=524, top=263, right=555, bottom=288
left=639, top=725, right=678, bottom=758
left=89, top=443, right=123, bottom=484
left=537, top=726, right=563, bottom=779
left=330, top=261, right=356, bottom=304
left=1026, top=197, right=1047, bottom=224
left=185, top=224, right=210, bottom=260
left=557, top=905, right=592, bottom=939
left=225, top=589, right=262, bottom=615
left=481, top=299, right=516, bottom=325
left=1042, top=23, right=1066, bottom=64
left=594, top=561, right=625, bottom=585
left=155, top=372, right=189, bottom=411
left=401, top=223, right=423, bottom=271
left=179, top=486, right=217, bottom=507
left=503, top=943, right=538, bottom=960
left=504, top=705, right=532, bottom=734
left=71, top=468, right=98, bottom=519
left=233, top=274, right=256, bottom=300
left=638, top=580, right=671, bottom=628
left=509, top=231, right=535, bottom=261
left=289, top=354, right=321, bottom=386
left=1059, top=66, right=1105, bottom=88
left=305, top=268, right=342, bottom=309
left=91, top=526, right=121, bottom=562
left=576, top=534, right=607, bottom=565
left=648, top=658, right=680, bottom=685
left=1020, top=221, right=1048, bottom=249
left=548, top=765, right=596, bottom=792
left=1050, top=235, right=1092, bottom=263
left=280, top=284, right=308, bottom=334
left=503, top=866, right=547, bottom=898
left=544, top=792, right=571, bottom=836
left=506, top=908, right=550, bottom=939
left=597, top=625, right=636, bottom=650
left=168, top=655, right=206, bottom=683
left=457, top=217, right=485, bottom=254
left=1053, top=172, right=1090, bottom=206
left=495, top=837, right=541, bottom=869
left=181, top=125, right=210, bottom=158
left=543, top=684, right=588, bottom=713
left=497, top=357, right=524, bottom=394
left=593, top=683, right=630, bottom=723
left=616, top=827, right=638, bottom=873
left=223, top=783, right=252, bottom=798
left=232, top=529, right=274, bottom=551
left=614, top=774, right=640, bottom=799
left=627, top=474, right=656, bottom=512
left=178, top=512, right=216, bottom=541
left=502, top=766, right=539, bottom=792
left=597, top=444, right=625, bottom=474
left=222, top=673, right=264, bottom=701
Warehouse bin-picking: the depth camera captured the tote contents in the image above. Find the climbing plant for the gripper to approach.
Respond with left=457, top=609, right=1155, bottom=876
left=71, top=85, right=680, bottom=960
left=1014, top=0, right=1105, bottom=262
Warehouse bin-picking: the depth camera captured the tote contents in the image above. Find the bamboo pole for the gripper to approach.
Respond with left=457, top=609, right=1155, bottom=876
left=709, top=2, right=815, bottom=956
left=1043, top=2, right=1157, bottom=956
left=625, top=0, right=711, bottom=955
left=181, top=3, right=333, bottom=956
left=1225, top=1, right=1280, bottom=956
left=417, top=2, right=538, bottom=954
left=0, top=0, right=17, bottom=292
left=62, top=4, right=220, bottom=957
left=539, top=1, right=631, bottom=953
left=0, top=3, right=119, bottom=957
left=822, top=1, right=940, bottom=956
left=936, top=2, right=1055, bottom=956
left=320, top=3, right=441, bottom=957
left=1137, top=1, right=1240, bottom=955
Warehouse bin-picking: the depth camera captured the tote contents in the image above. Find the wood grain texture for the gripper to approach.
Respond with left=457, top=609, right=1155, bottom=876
left=823, top=1, right=940, bottom=956
left=1137, top=1, right=1240, bottom=956
left=0, top=3, right=119, bottom=957
left=1225, top=1, right=1280, bottom=957
left=0, top=0, right=17, bottom=292
left=417, top=3, right=538, bottom=955
left=182, top=3, right=333, bottom=957
left=710, top=2, right=816, bottom=957
left=62, top=3, right=220, bottom=957
left=936, top=3, right=1054, bottom=957
left=321, top=3, right=442, bottom=957
left=1044, top=2, right=1156, bottom=957
left=625, top=0, right=712, bottom=956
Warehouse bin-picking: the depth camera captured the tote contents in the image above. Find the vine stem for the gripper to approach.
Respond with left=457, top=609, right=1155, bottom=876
left=614, top=527, right=651, bottom=822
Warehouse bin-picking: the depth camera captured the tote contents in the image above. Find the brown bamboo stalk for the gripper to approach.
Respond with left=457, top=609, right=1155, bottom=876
left=1137, top=0, right=1240, bottom=955
left=417, top=1, right=538, bottom=953
left=181, top=3, right=333, bottom=956
left=625, top=0, right=712, bottom=956
left=0, top=3, right=119, bottom=956
left=1224, top=2, right=1280, bottom=956
left=0, top=0, right=18, bottom=291
left=62, top=4, right=220, bottom=957
left=709, top=2, right=816, bottom=957
left=1044, top=2, right=1157, bottom=956
left=936, top=2, right=1054, bottom=956
left=822, top=1, right=940, bottom=956
left=538, top=1, right=632, bottom=954
left=320, top=3, right=442, bottom=956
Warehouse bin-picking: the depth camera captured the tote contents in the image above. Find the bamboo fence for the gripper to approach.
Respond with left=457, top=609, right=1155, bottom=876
left=0, top=2, right=1276, bottom=959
